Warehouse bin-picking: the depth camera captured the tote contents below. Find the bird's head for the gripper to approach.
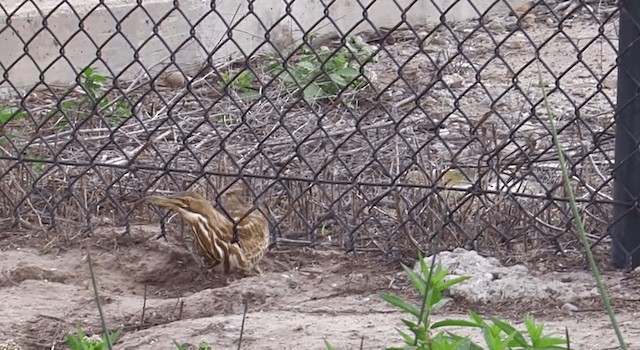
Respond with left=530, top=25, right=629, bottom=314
left=145, top=191, right=215, bottom=224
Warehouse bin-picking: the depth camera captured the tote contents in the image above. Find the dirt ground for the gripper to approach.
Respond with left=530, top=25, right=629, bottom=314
left=0, top=225, right=639, bottom=350
left=0, top=2, right=630, bottom=349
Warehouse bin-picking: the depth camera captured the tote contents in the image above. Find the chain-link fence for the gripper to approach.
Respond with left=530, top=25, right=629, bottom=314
left=0, top=0, right=626, bottom=265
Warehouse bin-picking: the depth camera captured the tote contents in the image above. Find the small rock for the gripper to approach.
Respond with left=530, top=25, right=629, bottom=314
left=522, top=14, right=536, bottom=27
left=414, top=248, right=596, bottom=304
left=505, top=18, right=519, bottom=31
left=25, top=92, right=38, bottom=103
left=165, top=71, right=186, bottom=87
left=546, top=17, right=555, bottom=27
left=0, top=340, right=22, bottom=350
left=506, top=15, right=535, bottom=30
left=562, top=302, right=579, bottom=314
left=503, top=41, right=523, bottom=50
left=486, top=19, right=504, bottom=31
left=513, top=1, right=535, bottom=17
left=442, top=73, right=464, bottom=88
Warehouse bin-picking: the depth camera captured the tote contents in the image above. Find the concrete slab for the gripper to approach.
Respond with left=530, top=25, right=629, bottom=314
left=0, top=0, right=526, bottom=95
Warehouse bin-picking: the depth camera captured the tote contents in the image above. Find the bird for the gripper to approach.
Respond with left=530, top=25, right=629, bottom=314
left=144, top=189, right=270, bottom=275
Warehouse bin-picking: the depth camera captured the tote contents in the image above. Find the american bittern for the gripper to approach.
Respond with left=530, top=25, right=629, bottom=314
left=145, top=190, right=269, bottom=274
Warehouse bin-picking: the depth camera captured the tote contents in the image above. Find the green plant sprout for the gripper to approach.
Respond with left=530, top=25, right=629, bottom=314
left=326, top=254, right=569, bottom=350
left=174, top=340, right=213, bottom=350
left=0, top=106, right=27, bottom=146
left=48, top=66, right=132, bottom=129
left=66, top=326, right=123, bottom=350
left=219, top=69, right=257, bottom=94
left=270, top=35, right=377, bottom=102
left=0, top=106, right=26, bottom=126
left=29, top=153, right=44, bottom=173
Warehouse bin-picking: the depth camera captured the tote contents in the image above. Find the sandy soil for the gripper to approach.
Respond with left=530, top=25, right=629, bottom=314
left=0, top=225, right=639, bottom=350
left=0, top=2, right=630, bottom=350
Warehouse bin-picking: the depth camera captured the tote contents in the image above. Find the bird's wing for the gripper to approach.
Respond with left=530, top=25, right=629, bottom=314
left=234, top=210, right=270, bottom=263
left=216, top=192, right=269, bottom=252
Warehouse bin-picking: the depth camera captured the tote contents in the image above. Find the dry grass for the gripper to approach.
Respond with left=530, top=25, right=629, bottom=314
left=0, top=17, right=616, bottom=267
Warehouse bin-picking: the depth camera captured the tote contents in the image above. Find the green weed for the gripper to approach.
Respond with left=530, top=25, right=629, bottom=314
left=174, top=340, right=213, bottom=350
left=326, top=254, right=569, bottom=349
left=219, top=69, right=257, bottom=94
left=66, top=326, right=123, bottom=350
left=269, top=35, right=377, bottom=102
left=49, top=66, right=132, bottom=129
left=0, top=105, right=44, bottom=172
left=0, top=106, right=26, bottom=126
left=0, top=105, right=27, bottom=146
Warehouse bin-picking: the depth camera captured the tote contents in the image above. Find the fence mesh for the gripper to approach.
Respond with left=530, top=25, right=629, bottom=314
left=0, top=0, right=622, bottom=264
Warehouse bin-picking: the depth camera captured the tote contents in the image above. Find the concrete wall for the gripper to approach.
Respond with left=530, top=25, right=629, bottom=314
left=0, top=0, right=526, bottom=95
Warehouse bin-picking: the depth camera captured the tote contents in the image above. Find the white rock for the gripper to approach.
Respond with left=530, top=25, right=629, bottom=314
left=413, top=248, right=597, bottom=304
left=442, top=73, right=464, bottom=88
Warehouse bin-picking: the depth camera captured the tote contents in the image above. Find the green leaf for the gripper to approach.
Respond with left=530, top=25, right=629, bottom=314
left=328, top=72, right=348, bottom=87
left=431, top=318, right=481, bottom=329
left=65, top=334, right=84, bottom=350
left=431, top=332, right=480, bottom=350
left=66, top=326, right=90, bottom=350
left=467, top=311, right=488, bottom=327
left=401, top=264, right=426, bottom=296
left=32, top=161, right=44, bottom=173
left=379, top=293, right=421, bottom=317
left=482, top=327, right=506, bottom=350
left=417, top=256, right=433, bottom=281
left=198, top=341, right=212, bottom=350
left=397, top=328, right=415, bottom=345
left=0, top=107, right=26, bottom=125
left=528, top=332, right=569, bottom=349
left=92, top=74, right=108, bottom=83
left=326, top=53, right=347, bottom=70
left=401, top=318, right=418, bottom=330
left=279, top=70, right=298, bottom=85
left=105, top=326, right=123, bottom=346
left=431, top=265, right=450, bottom=285
left=439, top=275, right=471, bottom=290
left=490, top=317, right=528, bottom=346
left=430, top=296, right=451, bottom=314
left=324, top=339, right=335, bottom=350
left=524, top=315, right=544, bottom=342
left=336, top=66, right=360, bottom=80
left=82, top=67, right=94, bottom=76
left=297, top=60, right=318, bottom=73
left=303, top=84, right=324, bottom=101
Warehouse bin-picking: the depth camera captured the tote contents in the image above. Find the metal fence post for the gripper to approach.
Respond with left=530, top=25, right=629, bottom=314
left=612, top=0, right=640, bottom=269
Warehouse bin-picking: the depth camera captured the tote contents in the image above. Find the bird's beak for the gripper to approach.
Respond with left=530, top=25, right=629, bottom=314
left=145, top=195, right=181, bottom=209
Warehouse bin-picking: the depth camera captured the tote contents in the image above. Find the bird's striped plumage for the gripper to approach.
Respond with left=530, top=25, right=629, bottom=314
left=146, top=190, right=269, bottom=274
